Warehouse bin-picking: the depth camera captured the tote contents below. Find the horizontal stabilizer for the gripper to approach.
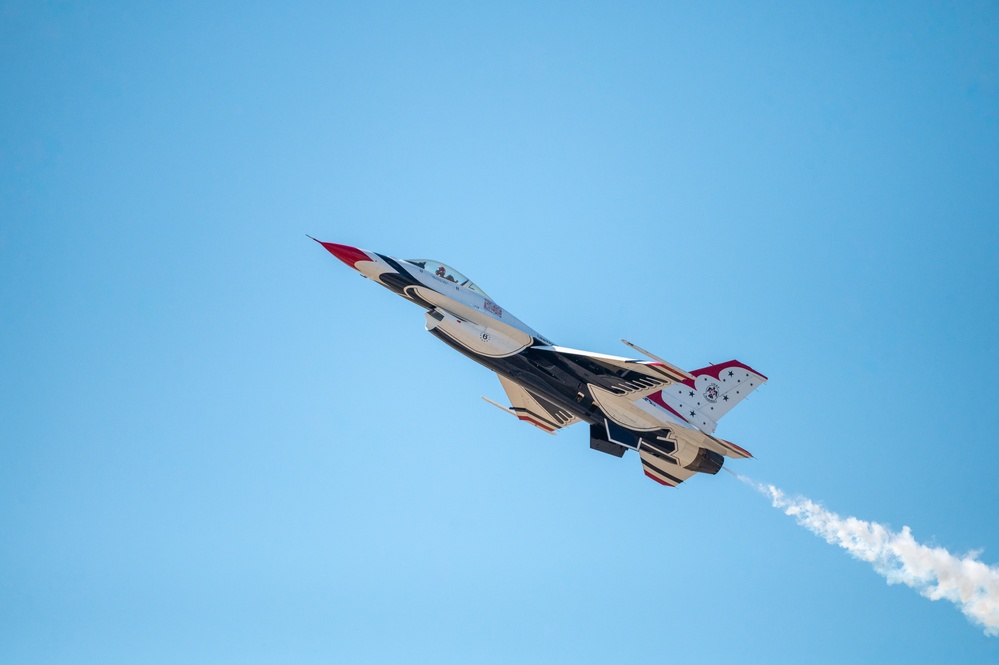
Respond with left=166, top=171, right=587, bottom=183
left=639, top=448, right=697, bottom=487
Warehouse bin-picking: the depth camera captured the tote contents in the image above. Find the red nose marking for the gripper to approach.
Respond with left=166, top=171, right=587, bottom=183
left=308, top=237, right=371, bottom=269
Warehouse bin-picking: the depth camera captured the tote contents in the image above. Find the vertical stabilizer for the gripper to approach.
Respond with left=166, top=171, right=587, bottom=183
left=649, top=360, right=767, bottom=434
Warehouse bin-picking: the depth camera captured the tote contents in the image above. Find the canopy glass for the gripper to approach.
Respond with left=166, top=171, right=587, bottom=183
left=404, top=259, right=490, bottom=298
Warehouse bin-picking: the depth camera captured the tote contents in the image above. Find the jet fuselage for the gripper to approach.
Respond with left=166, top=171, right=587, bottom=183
left=313, top=239, right=766, bottom=487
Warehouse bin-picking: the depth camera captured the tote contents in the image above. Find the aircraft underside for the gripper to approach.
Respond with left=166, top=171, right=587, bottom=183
left=425, top=318, right=728, bottom=487
left=312, top=238, right=765, bottom=488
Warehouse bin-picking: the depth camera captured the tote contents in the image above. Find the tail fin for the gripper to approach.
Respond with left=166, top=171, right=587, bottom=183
left=655, top=360, right=767, bottom=434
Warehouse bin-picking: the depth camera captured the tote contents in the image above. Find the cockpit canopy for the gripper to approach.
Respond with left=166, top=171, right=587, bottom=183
left=404, top=259, right=490, bottom=298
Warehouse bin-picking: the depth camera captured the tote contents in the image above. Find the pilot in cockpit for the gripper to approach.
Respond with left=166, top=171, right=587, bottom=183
left=407, top=258, right=488, bottom=296
left=436, top=266, right=457, bottom=282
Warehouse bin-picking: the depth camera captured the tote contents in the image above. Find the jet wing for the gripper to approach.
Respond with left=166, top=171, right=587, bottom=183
left=494, top=374, right=581, bottom=434
left=531, top=345, right=679, bottom=395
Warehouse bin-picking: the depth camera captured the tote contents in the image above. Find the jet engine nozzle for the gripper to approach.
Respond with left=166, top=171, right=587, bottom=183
left=684, top=447, right=724, bottom=475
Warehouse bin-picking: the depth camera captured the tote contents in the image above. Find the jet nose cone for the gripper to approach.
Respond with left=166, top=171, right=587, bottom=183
left=309, top=237, right=372, bottom=269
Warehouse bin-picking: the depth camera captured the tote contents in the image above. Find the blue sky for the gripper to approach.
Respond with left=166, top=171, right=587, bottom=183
left=2, top=1, right=998, bottom=662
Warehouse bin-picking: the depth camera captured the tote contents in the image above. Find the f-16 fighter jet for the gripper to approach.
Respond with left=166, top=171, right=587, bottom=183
left=312, top=238, right=767, bottom=487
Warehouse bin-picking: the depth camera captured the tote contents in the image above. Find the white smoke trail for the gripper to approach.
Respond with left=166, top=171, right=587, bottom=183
left=731, top=472, right=999, bottom=636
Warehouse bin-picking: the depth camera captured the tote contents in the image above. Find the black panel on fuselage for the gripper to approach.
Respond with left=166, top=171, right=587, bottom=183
left=428, top=331, right=648, bottom=428
left=589, top=423, right=628, bottom=457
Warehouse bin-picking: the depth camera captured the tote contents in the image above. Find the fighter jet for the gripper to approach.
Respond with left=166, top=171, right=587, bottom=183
left=312, top=238, right=767, bottom=487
